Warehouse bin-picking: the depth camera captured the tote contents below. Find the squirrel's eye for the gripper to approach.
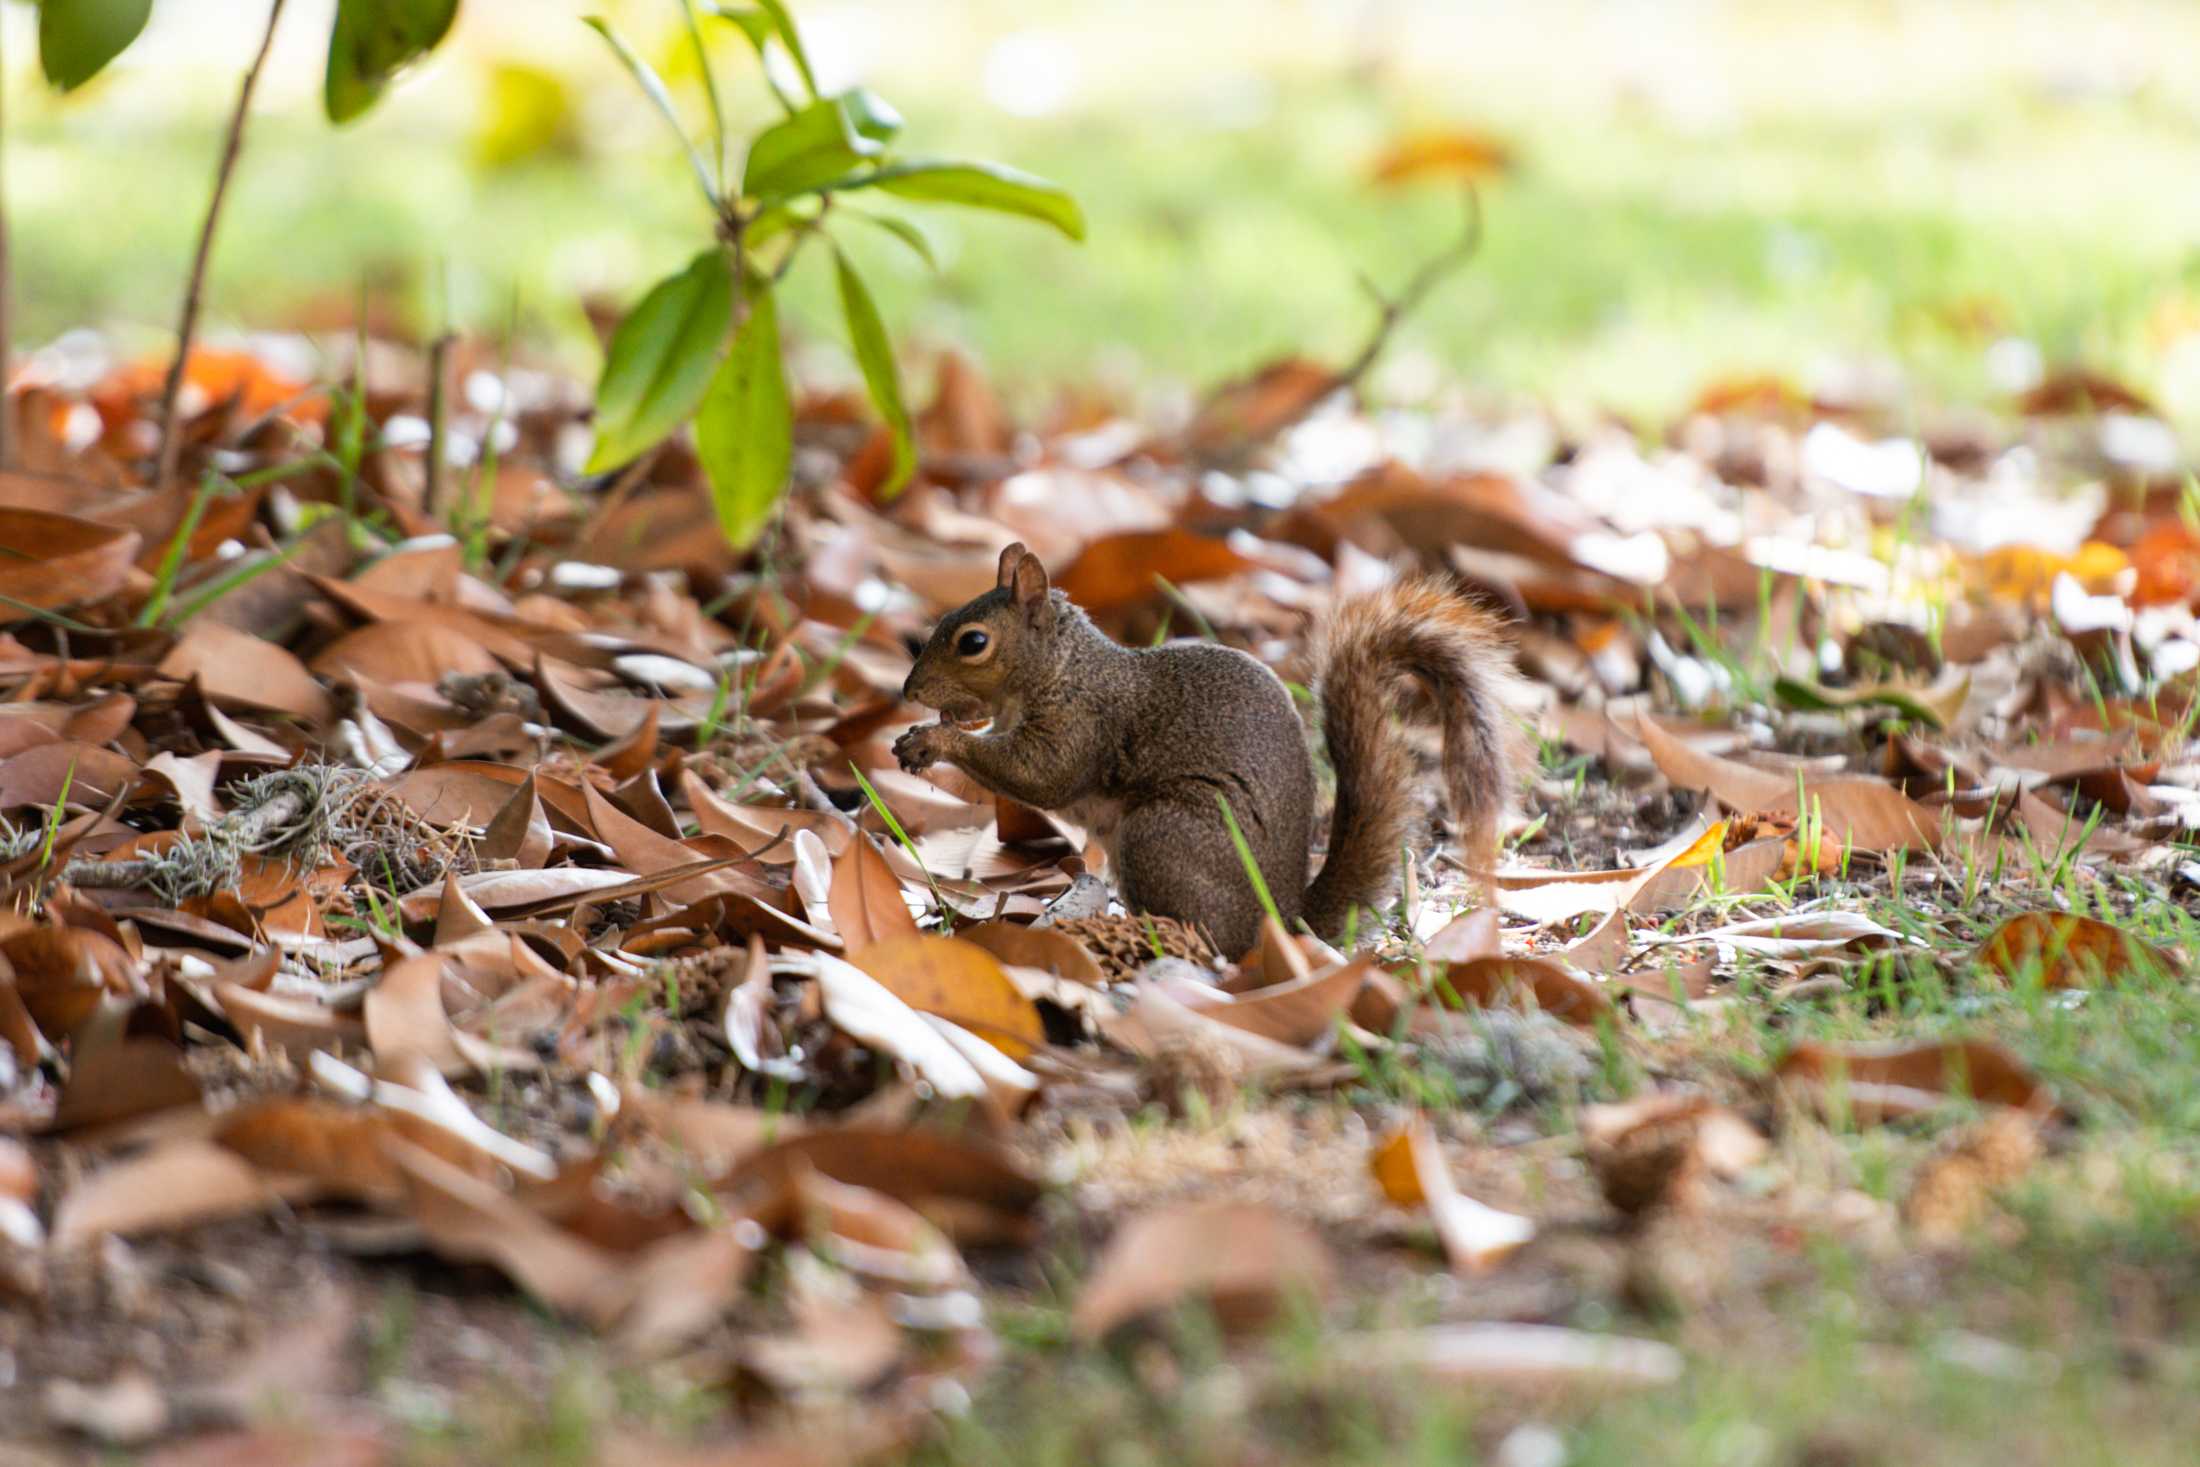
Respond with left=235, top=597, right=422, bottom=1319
left=955, top=628, right=990, bottom=657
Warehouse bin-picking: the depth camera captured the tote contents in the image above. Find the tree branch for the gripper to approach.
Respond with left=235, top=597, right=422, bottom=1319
left=151, top=0, right=288, bottom=489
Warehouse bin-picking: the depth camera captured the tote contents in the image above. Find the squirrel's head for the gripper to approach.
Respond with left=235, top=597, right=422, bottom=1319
left=902, top=542, right=1060, bottom=721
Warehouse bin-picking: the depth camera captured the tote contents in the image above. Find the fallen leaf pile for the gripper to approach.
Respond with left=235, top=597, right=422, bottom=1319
left=0, top=324, right=2192, bottom=1455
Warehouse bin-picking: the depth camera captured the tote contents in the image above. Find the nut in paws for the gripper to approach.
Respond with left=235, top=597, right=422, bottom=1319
left=894, top=724, right=954, bottom=773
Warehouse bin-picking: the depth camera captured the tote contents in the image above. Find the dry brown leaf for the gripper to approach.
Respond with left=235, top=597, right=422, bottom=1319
left=1778, top=1038, right=2053, bottom=1122
left=847, top=935, right=1046, bottom=1058
left=388, top=1136, right=627, bottom=1318
left=797, top=950, right=992, bottom=1100
left=957, top=919, right=1109, bottom=986
left=363, top=952, right=469, bottom=1074
left=1423, top=907, right=1501, bottom=962
left=478, top=771, right=553, bottom=868
left=1189, top=954, right=1372, bottom=1048
left=1976, top=911, right=2180, bottom=990
left=1070, top=1201, right=1333, bottom=1340
left=828, top=833, right=922, bottom=948
left=157, top=621, right=334, bottom=723
left=1369, top=1119, right=1534, bottom=1272
left=0, top=741, right=140, bottom=812
left=1633, top=715, right=1940, bottom=853
left=1053, top=529, right=1257, bottom=613
left=0, top=506, right=140, bottom=611
left=50, top=1140, right=307, bottom=1248
left=1579, top=1092, right=1768, bottom=1217
left=681, top=767, right=852, bottom=861
left=215, top=984, right=367, bottom=1059
left=719, top=1125, right=1040, bottom=1247
left=3, top=925, right=134, bottom=1040
left=1428, top=955, right=1613, bottom=1028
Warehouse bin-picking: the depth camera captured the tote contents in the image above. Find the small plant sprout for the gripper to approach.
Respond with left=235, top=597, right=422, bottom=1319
left=583, top=2, right=1083, bottom=550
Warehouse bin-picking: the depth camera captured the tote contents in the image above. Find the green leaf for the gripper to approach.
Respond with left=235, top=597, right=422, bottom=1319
left=833, top=249, right=915, bottom=497
left=680, top=0, right=728, bottom=190
left=838, top=87, right=904, bottom=148
left=696, top=286, right=793, bottom=550
left=709, top=0, right=816, bottom=98
left=583, top=15, right=722, bottom=208
left=325, top=0, right=460, bottom=124
left=842, top=208, right=937, bottom=270
left=587, top=250, right=734, bottom=473
left=742, top=96, right=883, bottom=201
left=37, top=0, right=153, bottom=91
left=832, top=159, right=1085, bottom=240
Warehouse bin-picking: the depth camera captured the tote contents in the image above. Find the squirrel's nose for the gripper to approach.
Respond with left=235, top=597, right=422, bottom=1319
left=900, top=670, right=919, bottom=704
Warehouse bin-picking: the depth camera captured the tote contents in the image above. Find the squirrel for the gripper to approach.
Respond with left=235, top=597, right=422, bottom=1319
left=894, top=543, right=1524, bottom=959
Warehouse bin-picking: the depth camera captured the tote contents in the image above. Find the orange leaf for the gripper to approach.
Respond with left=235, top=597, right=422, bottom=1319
left=846, top=935, right=1046, bottom=1058
left=1368, top=128, right=1516, bottom=185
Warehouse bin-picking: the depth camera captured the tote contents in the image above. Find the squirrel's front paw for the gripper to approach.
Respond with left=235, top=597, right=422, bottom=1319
left=893, top=723, right=954, bottom=773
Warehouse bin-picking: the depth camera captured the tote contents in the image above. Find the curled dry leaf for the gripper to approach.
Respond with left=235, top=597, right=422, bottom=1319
left=829, top=833, right=923, bottom=948
left=363, top=952, right=469, bottom=1074
left=1369, top=1119, right=1535, bottom=1272
left=718, top=1125, right=1041, bottom=1248
left=50, top=1140, right=310, bottom=1248
left=1652, top=910, right=1911, bottom=961
left=793, top=1165, right=969, bottom=1292
left=1976, top=911, right=2180, bottom=989
left=1183, top=954, right=1373, bottom=1048
left=157, top=621, right=334, bottom=724
left=1777, top=1038, right=2053, bottom=1123
left=1494, top=820, right=1732, bottom=924
left=3, top=925, right=136, bottom=1040
left=1428, top=955, right=1613, bottom=1028
left=1578, top=1091, right=1768, bottom=1218
left=680, top=767, right=852, bottom=863
left=1070, top=1201, right=1333, bottom=1341
left=957, top=918, right=1108, bottom=986
left=1633, top=714, right=1941, bottom=853
left=0, top=507, right=140, bottom=611
left=848, top=935, right=1047, bottom=1058
left=387, top=1137, right=627, bottom=1320
left=1053, top=529, right=1257, bottom=614
left=477, top=771, right=553, bottom=869
left=1107, top=981, right=1350, bottom=1095
left=789, top=950, right=991, bottom=1101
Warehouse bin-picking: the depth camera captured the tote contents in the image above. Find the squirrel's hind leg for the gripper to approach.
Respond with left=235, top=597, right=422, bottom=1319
left=1113, top=799, right=1296, bottom=963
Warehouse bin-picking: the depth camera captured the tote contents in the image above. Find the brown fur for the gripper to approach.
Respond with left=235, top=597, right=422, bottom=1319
left=897, top=546, right=1519, bottom=957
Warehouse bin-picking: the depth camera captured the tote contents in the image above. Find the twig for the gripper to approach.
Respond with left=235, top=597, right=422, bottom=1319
left=1213, top=185, right=1485, bottom=464
left=151, top=0, right=288, bottom=489
left=1334, top=185, right=1483, bottom=398
left=0, top=20, right=11, bottom=471
left=423, top=330, right=456, bottom=519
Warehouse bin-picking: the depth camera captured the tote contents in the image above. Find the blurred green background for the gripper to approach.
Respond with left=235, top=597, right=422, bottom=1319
left=11, top=0, right=2200, bottom=426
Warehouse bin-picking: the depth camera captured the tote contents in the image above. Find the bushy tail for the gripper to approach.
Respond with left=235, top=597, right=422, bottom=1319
left=1301, top=576, right=1523, bottom=935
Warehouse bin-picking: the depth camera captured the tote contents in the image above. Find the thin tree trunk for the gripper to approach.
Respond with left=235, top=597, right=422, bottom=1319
left=151, top=0, right=288, bottom=489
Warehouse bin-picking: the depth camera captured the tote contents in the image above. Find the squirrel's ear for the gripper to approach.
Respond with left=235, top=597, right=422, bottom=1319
left=996, top=542, right=1031, bottom=591
left=1010, top=549, right=1049, bottom=616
